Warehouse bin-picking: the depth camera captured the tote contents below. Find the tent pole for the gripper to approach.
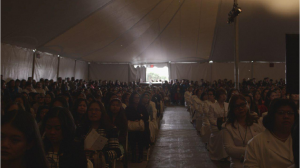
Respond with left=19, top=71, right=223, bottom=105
left=74, top=60, right=77, bottom=80
left=57, top=56, right=60, bottom=81
left=32, top=51, right=36, bottom=79
left=251, top=61, right=254, bottom=79
left=88, top=63, right=90, bottom=81
left=234, top=0, right=239, bottom=90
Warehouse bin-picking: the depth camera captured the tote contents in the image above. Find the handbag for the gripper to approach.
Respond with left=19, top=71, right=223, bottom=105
left=128, top=120, right=145, bottom=132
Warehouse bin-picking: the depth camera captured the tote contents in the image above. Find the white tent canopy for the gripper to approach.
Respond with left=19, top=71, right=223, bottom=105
left=2, top=0, right=298, bottom=63
left=1, top=0, right=297, bottom=82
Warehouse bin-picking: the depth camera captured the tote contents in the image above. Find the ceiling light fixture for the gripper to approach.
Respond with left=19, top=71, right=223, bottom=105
left=227, top=3, right=242, bottom=24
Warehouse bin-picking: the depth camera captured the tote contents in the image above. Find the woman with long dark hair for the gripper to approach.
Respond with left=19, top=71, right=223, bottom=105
left=125, top=92, right=149, bottom=163
left=244, top=95, right=259, bottom=115
left=226, top=88, right=239, bottom=103
left=14, top=94, right=35, bottom=117
left=45, top=91, right=55, bottom=106
left=192, top=89, right=204, bottom=132
left=252, top=90, right=268, bottom=116
left=244, top=99, right=298, bottom=168
left=77, top=101, right=121, bottom=167
left=41, top=107, right=87, bottom=168
left=106, top=98, right=128, bottom=149
left=36, top=105, right=50, bottom=126
left=71, top=98, right=88, bottom=127
left=51, top=97, right=69, bottom=109
left=2, top=109, right=49, bottom=168
left=264, top=90, right=277, bottom=111
left=32, top=93, right=45, bottom=114
left=121, top=92, right=131, bottom=109
left=223, top=95, right=264, bottom=168
left=208, top=88, right=229, bottom=160
left=201, top=89, right=217, bottom=146
left=261, top=88, right=269, bottom=102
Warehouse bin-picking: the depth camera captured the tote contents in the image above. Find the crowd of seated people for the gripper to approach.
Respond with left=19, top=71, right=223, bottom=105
left=1, top=75, right=299, bottom=168
left=1, top=76, right=166, bottom=168
left=183, top=77, right=299, bottom=168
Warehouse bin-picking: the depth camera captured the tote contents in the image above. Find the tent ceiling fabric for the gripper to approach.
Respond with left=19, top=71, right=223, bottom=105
left=211, top=0, right=299, bottom=62
left=2, top=0, right=298, bottom=63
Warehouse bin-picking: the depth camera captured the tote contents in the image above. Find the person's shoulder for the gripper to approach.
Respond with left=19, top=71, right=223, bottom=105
left=248, top=129, right=267, bottom=145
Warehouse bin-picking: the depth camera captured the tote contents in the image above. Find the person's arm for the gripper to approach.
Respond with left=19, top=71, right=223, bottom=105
left=222, top=127, right=246, bottom=159
left=208, top=105, right=217, bottom=126
left=195, top=100, right=202, bottom=114
left=203, top=102, right=209, bottom=117
left=148, top=105, right=154, bottom=121
left=243, top=138, right=260, bottom=168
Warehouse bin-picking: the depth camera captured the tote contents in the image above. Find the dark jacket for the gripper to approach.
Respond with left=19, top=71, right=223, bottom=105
left=125, top=104, right=149, bottom=123
left=108, top=110, right=128, bottom=146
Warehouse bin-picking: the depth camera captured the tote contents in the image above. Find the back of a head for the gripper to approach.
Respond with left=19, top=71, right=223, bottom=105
left=52, top=97, right=69, bottom=109
left=2, top=110, right=48, bottom=168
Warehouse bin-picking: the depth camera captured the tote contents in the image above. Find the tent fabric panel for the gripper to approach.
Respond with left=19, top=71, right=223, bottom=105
left=2, top=0, right=112, bottom=49
left=128, top=64, right=138, bottom=82
left=34, top=53, right=58, bottom=81
left=59, top=57, right=76, bottom=79
left=253, top=63, right=285, bottom=81
left=211, top=63, right=234, bottom=81
left=170, top=63, right=211, bottom=82
left=128, top=65, right=146, bottom=82
left=210, top=0, right=299, bottom=62
left=75, top=60, right=88, bottom=81
left=238, top=63, right=252, bottom=82
left=191, top=63, right=211, bottom=82
left=1, top=43, right=33, bottom=81
left=89, top=63, right=129, bottom=82
left=138, top=66, right=146, bottom=82
left=41, top=0, right=218, bottom=63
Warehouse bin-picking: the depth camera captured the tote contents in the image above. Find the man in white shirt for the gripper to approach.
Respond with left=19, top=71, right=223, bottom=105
left=35, top=82, right=45, bottom=95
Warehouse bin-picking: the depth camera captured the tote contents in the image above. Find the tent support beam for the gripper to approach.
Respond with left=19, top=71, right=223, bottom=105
left=88, top=63, right=90, bottom=81
left=57, top=56, right=60, bottom=81
left=32, top=51, right=36, bottom=79
left=234, top=0, right=239, bottom=90
left=251, top=61, right=254, bottom=79
left=74, top=60, right=77, bottom=80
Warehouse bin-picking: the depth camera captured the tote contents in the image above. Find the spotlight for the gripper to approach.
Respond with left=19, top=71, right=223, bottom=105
left=227, top=4, right=242, bottom=24
left=209, top=60, right=213, bottom=63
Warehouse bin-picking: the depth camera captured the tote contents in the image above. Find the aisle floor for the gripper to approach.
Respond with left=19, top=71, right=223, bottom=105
left=146, top=106, right=230, bottom=168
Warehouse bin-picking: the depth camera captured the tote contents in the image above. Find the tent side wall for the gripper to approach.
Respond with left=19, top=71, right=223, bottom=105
left=1, top=44, right=286, bottom=83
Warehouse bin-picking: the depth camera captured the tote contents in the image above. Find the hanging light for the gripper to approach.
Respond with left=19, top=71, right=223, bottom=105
left=227, top=4, right=242, bottom=24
